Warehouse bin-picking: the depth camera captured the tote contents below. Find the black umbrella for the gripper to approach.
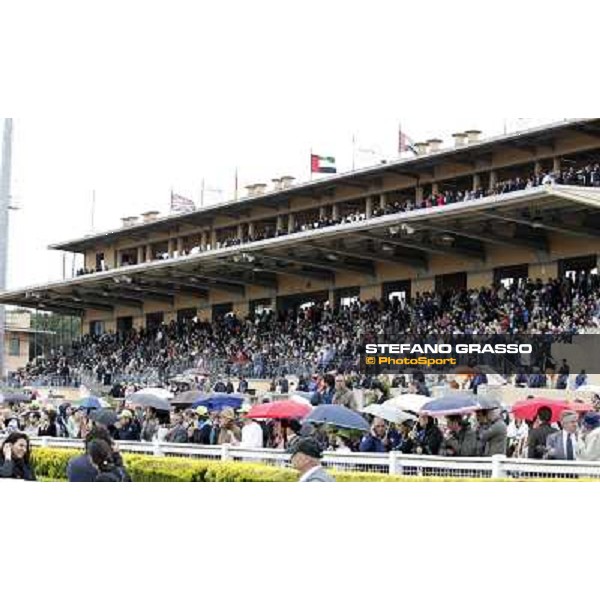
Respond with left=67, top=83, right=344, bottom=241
left=89, top=409, right=119, bottom=427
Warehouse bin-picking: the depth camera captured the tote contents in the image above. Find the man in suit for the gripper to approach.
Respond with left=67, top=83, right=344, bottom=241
left=527, top=407, right=555, bottom=459
left=289, top=437, right=335, bottom=482
left=546, top=411, right=579, bottom=460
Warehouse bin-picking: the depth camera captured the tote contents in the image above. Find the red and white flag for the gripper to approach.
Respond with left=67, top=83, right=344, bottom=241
left=170, top=190, right=196, bottom=213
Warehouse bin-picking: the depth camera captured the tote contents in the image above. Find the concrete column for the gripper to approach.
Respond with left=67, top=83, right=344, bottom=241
left=113, top=249, right=118, bottom=268
left=489, top=170, right=498, bottom=191
left=332, top=203, right=340, bottom=221
left=201, top=231, right=208, bottom=250
left=167, top=239, right=175, bottom=258
left=177, top=237, right=184, bottom=256
left=237, top=223, right=244, bottom=240
left=210, top=230, right=217, bottom=249
left=365, top=197, right=373, bottom=219
left=137, top=246, right=144, bottom=264
left=276, top=215, right=284, bottom=233
left=553, top=156, right=561, bottom=173
left=534, top=161, right=543, bottom=175
left=416, top=187, right=424, bottom=203
left=319, top=206, right=327, bottom=219
left=288, top=213, right=295, bottom=234
left=248, top=222, right=255, bottom=238
left=473, top=173, right=481, bottom=191
left=379, top=193, right=387, bottom=210
left=146, top=244, right=152, bottom=262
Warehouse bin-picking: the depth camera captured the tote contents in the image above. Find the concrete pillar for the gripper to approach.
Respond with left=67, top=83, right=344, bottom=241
left=113, top=249, right=118, bottom=268
left=237, top=223, right=244, bottom=240
left=288, top=213, right=295, bottom=234
left=177, top=237, right=184, bottom=256
left=276, top=215, right=284, bottom=233
left=319, top=206, right=327, bottom=219
left=534, top=161, right=543, bottom=175
left=489, top=170, right=498, bottom=191
left=248, top=222, right=255, bottom=238
left=137, top=246, right=144, bottom=264
left=146, top=244, right=152, bottom=262
left=366, top=196, right=373, bottom=219
left=201, top=231, right=208, bottom=250
left=210, top=230, right=217, bottom=249
left=473, top=173, right=481, bottom=191
left=416, top=187, right=424, bottom=204
left=332, top=203, right=340, bottom=221
left=379, top=193, right=387, bottom=210
left=167, top=239, right=175, bottom=258
left=553, top=156, right=561, bottom=173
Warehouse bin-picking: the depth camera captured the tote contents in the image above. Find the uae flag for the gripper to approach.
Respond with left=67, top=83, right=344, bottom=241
left=311, top=154, right=337, bottom=174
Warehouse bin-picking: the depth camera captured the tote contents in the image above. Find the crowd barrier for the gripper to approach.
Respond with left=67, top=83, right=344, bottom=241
left=28, top=437, right=600, bottom=480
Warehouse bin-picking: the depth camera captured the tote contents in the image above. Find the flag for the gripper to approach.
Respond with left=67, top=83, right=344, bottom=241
left=170, top=190, right=196, bottom=213
left=311, top=154, right=337, bottom=174
left=398, top=126, right=417, bottom=155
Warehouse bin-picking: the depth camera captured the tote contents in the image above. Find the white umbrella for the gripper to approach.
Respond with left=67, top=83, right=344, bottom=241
left=362, top=404, right=416, bottom=425
left=384, top=394, right=429, bottom=413
left=133, top=387, right=174, bottom=400
left=576, top=385, right=600, bottom=395
left=289, top=393, right=313, bottom=407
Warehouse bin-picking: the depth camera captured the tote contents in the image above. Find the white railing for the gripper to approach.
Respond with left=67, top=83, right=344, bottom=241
left=26, top=437, right=600, bottom=480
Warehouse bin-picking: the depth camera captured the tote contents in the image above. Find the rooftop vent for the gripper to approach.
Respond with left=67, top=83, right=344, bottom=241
left=427, top=138, right=443, bottom=153
left=413, top=142, right=428, bottom=155
left=452, top=132, right=468, bottom=148
left=465, top=130, right=482, bottom=144
left=141, top=210, right=160, bottom=223
left=280, top=175, right=296, bottom=189
left=121, top=216, right=139, bottom=227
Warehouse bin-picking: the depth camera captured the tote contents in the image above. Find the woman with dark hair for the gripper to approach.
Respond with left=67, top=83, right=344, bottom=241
left=413, top=415, right=443, bottom=456
left=0, top=432, right=37, bottom=480
left=87, top=439, right=126, bottom=482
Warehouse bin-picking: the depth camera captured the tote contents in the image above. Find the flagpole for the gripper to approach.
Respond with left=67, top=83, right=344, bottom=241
left=352, top=134, right=356, bottom=171
left=234, top=168, right=238, bottom=201
left=201, top=178, right=205, bottom=206
left=310, top=148, right=313, bottom=181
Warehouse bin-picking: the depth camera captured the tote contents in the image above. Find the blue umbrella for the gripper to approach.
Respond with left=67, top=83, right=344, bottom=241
left=304, top=405, right=370, bottom=432
left=420, top=394, right=479, bottom=417
left=79, top=396, right=102, bottom=410
left=191, top=393, right=244, bottom=411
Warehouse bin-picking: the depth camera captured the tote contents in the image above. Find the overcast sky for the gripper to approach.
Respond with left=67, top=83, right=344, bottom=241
left=0, top=2, right=582, bottom=290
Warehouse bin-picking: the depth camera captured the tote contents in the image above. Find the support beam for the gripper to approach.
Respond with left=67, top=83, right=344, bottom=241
left=352, top=232, right=484, bottom=260
left=46, top=295, right=115, bottom=313
left=263, top=251, right=375, bottom=276
left=233, top=257, right=333, bottom=282
left=485, top=211, right=600, bottom=239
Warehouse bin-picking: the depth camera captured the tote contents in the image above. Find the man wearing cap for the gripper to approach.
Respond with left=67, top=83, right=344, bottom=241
left=577, top=413, right=600, bottom=461
left=114, top=409, right=141, bottom=441
left=289, top=437, right=335, bottom=482
left=546, top=411, right=579, bottom=460
left=190, top=407, right=212, bottom=445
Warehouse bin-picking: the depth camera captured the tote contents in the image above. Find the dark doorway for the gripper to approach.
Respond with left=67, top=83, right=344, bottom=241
left=435, top=272, right=467, bottom=294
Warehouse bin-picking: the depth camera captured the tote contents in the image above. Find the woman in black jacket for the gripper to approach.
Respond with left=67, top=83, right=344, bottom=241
left=413, top=416, right=443, bottom=456
left=0, top=432, right=37, bottom=480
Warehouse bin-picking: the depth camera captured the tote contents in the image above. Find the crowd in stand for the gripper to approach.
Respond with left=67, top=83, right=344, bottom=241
left=13, top=273, right=600, bottom=388
left=71, top=162, right=600, bottom=278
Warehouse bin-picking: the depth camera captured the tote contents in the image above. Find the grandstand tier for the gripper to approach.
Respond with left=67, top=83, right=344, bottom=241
left=2, top=118, right=600, bottom=336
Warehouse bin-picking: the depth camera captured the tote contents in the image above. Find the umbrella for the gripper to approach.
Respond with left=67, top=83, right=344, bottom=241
left=173, top=390, right=203, bottom=405
left=135, top=387, right=174, bottom=400
left=246, top=400, right=311, bottom=420
left=305, top=405, right=370, bottom=432
left=420, top=394, right=480, bottom=417
left=191, top=393, right=244, bottom=411
left=127, top=392, right=171, bottom=411
left=0, top=391, right=31, bottom=404
left=288, top=393, right=314, bottom=407
left=362, top=404, right=415, bottom=425
left=576, top=385, right=600, bottom=395
left=384, top=394, right=429, bottom=413
left=474, top=397, right=502, bottom=411
left=78, top=396, right=102, bottom=410
left=89, top=409, right=119, bottom=427
left=512, top=398, right=593, bottom=422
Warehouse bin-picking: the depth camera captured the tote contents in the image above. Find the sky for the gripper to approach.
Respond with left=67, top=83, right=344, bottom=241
left=0, top=1, right=586, bottom=290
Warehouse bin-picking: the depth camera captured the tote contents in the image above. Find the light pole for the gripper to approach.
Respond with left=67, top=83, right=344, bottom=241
left=0, top=118, right=13, bottom=381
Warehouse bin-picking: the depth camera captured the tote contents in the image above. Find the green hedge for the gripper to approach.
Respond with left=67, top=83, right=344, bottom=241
left=31, top=448, right=577, bottom=482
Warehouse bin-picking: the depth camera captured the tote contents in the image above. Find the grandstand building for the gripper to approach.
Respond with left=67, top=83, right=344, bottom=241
left=2, top=118, right=600, bottom=337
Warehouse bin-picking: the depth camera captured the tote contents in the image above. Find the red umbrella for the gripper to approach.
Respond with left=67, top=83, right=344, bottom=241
left=246, top=400, right=311, bottom=420
left=512, top=398, right=593, bottom=423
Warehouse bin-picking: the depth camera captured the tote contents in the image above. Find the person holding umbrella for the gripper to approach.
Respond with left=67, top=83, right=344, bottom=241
left=289, top=437, right=335, bottom=482
left=476, top=409, right=507, bottom=457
